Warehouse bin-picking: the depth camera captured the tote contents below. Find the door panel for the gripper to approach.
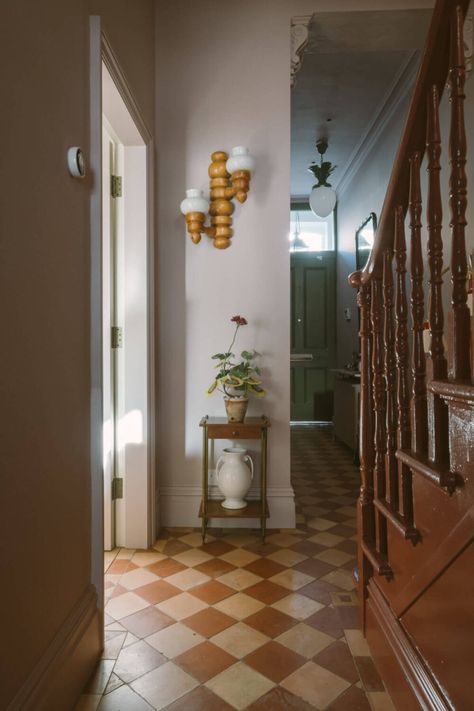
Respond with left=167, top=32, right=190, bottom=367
left=291, top=252, right=336, bottom=421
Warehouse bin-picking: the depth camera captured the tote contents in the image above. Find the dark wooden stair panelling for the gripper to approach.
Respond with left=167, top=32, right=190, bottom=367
left=348, top=2, right=473, bottom=708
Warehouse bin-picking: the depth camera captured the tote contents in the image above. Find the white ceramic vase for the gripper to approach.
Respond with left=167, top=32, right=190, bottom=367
left=216, top=447, right=254, bottom=509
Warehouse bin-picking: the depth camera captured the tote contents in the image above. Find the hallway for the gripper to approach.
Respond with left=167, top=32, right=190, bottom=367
left=77, top=427, right=394, bottom=710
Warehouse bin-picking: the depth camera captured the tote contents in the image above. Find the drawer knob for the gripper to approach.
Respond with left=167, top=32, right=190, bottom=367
left=232, top=431, right=239, bottom=436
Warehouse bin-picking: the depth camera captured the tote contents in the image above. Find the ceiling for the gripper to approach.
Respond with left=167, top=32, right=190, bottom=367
left=291, top=9, right=432, bottom=199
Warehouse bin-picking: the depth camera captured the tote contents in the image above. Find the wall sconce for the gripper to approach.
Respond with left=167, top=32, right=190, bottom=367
left=308, top=140, right=337, bottom=218
left=180, top=146, right=255, bottom=250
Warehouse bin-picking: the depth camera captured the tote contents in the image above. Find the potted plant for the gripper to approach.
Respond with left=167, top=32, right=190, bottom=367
left=207, top=315, right=266, bottom=422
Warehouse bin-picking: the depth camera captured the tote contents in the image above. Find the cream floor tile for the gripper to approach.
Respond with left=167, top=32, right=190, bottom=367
left=146, top=622, right=204, bottom=658
left=84, top=660, right=115, bottom=694
left=335, top=506, right=357, bottom=517
left=345, top=629, right=371, bottom=656
left=102, top=631, right=127, bottom=660
left=131, top=551, right=166, bottom=567
left=98, top=683, right=154, bottom=710
left=152, top=539, right=167, bottom=552
left=215, top=592, right=265, bottom=620
left=271, top=593, right=324, bottom=620
left=155, top=591, right=208, bottom=620
left=269, top=569, right=314, bottom=591
left=267, top=549, right=307, bottom=567
left=368, top=691, right=397, bottom=711
left=116, top=549, right=136, bottom=560
left=211, top=622, right=269, bottom=658
left=104, top=574, right=121, bottom=586
left=75, top=694, right=102, bottom=710
left=173, top=549, right=213, bottom=567
left=119, top=568, right=159, bottom=591
left=281, top=661, right=350, bottom=708
left=219, top=548, right=260, bottom=567
left=123, top=632, right=140, bottom=648
left=206, top=661, right=275, bottom=710
left=105, top=621, right=126, bottom=632
left=131, top=661, right=198, bottom=710
left=306, top=517, right=338, bottom=531
left=105, top=592, right=149, bottom=621
left=265, top=533, right=301, bottom=547
left=315, top=548, right=355, bottom=566
left=308, top=531, right=345, bottom=547
left=321, top=569, right=355, bottom=591
left=179, top=532, right=214, bottom=547
left=216, top=568, right=263, bottom=591
left=276, top=622, right=333, bottom=658
left=165, top=568, right=211, bottom=590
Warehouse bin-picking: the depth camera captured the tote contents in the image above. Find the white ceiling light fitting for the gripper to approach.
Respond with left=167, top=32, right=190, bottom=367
left=308, top=139, right=337, bottom=218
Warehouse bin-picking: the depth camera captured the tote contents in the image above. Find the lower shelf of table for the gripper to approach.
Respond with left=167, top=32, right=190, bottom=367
left=199, top=499, right=269, bottom=520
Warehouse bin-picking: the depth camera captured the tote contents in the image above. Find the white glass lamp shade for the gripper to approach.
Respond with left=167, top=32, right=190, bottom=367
left=180, top=188, right=209, bottom=215
left=309, top=185, right=337, bottom=218
left=226, top=146, right=256, bottom=174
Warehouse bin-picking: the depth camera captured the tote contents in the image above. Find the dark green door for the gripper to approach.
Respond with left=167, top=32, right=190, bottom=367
left=291, top=251, right=336, bottom=421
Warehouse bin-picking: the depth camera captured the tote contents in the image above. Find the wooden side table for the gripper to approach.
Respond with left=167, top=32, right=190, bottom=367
left=199, top=416, right=270, bottom=542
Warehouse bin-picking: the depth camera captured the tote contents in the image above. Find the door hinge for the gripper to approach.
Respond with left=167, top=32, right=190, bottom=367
left=111, top=326, right=123, bottom=349
left=111, top=174, right=123, bottom=198
left=112, top=477, right=124, bottom=500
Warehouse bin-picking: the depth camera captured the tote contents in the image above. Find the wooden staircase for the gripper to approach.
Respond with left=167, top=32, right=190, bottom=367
left=350, top=2, right=474, bottom=709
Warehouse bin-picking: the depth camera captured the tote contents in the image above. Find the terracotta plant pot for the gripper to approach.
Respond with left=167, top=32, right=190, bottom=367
left=224, top=397, right=248, bottom=423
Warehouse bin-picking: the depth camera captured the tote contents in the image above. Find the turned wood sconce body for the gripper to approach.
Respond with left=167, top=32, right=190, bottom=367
left=180, top=147, right=255, bottom=250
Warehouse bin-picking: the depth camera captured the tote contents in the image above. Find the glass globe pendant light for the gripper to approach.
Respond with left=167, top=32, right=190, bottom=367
left=308, top=140, right=337, bottom=218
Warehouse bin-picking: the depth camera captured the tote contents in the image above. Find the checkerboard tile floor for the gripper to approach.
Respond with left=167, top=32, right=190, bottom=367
left=77, top=425, right=395, bottom=710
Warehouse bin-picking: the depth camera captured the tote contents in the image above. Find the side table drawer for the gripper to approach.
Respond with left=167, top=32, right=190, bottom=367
left=207, top=424, right=262, bottom=439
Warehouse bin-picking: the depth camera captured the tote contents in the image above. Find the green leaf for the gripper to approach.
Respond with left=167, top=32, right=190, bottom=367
left=206, top=380, right=218, bottom=395
left=241, top=350, right=255, bottom=360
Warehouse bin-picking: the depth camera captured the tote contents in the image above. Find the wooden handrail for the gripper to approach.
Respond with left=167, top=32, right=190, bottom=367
left=349, top=0, right=471, bottom=289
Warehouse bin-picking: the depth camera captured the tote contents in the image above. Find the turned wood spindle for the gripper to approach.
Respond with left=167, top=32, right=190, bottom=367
left=383, top=249, right=398, bottom=508
left=448, top=4, right=471, bottom=380
left=426, top=83, right=449, bottom=465
left=409, top=152, right=428, bottom=455
left=371, top=276, right=388, bottom=555
left=357, top=283, right=375, bottom=545
left=394, top=205, right=413, bottom=521
left=207, top=151, right=235, bottom=250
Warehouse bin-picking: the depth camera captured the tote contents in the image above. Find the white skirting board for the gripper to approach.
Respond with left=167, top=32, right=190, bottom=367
left=159, top=485, right=296, bottom=529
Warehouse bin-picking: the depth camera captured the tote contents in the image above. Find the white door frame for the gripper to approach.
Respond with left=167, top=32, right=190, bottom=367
left=89, top=16, right=156, bottom=599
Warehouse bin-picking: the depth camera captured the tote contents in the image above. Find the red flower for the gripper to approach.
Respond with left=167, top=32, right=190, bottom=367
left=231, top=315, right=248, bottom=326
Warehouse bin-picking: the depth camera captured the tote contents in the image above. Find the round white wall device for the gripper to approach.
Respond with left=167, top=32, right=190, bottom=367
left=67, top=147, right=86, bottom=178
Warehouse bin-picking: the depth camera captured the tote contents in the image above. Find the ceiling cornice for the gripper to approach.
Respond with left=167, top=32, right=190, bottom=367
left=291, top=15, right=313, bottom=88
left=335, top=50, right=419, bottom=198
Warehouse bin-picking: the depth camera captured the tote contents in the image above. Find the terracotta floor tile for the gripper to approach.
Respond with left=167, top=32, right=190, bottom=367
left=174, top=640, right=236, bottom=682
left=198, top=539, right=235, bottom=556
left=243, top=541, right=280, bottom=557
left=244, top=580, right=289, bottom=604
left=134, top=580, right=181, bottom=605
left=244, top=606, right=296, bottom=638
left=114, top=640, right=166, bottom=683
left=194, top=558, right=237, bottom=579
left=190, top=579, right=235, bottom=604
left=265, top=533, right=301, bottom=547
left=183, top=607, right=236, bottom=637
left=107, top=560, right=137, bottom=575
left=120, top=605, right=174, bottom=638
left=205, top=661, right=275, bottom=710
left=162, top=539, right=193, bottom=556
left=163, top=684, right=235, bottom=711
left=336, top=603, right=359, bottom=629
left=289, top=540, right=326, bottom=557
left=246, top=685, right=316, bottom=710
left=109, top=584, right=128, bottom=600
left=354, top=655, right=385, bottom=691
left=314, top=640, right=360, bottom=683
left=146, top=558, right=186, bottom=578
left=244, top=557, right=286, bottom=578
left=244, top=640, right=306, bottom=683
left=328, top=684, right=372, bottom=711
left=179, top=532, right=214, bottom=547
left=298, top=578, right=340, bottom=605
left=293, top=557, right=335, bottom=579
left=281, top=660, right=350, bottom=708
left=307, top=604, right=346, bottom=637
